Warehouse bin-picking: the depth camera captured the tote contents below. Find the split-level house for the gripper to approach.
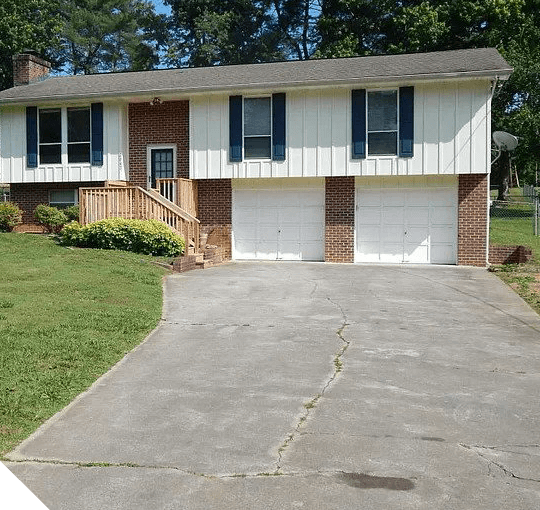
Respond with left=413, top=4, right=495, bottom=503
left=0, top=48, right=512, bottom=266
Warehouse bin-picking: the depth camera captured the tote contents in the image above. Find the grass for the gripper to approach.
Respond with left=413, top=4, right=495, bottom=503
left=489, top=188, right=540, bottom=315
left=0, top=233, right=169, bottom=457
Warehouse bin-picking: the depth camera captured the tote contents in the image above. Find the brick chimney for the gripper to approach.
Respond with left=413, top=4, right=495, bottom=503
left=12, top=53, right=51, bottom=87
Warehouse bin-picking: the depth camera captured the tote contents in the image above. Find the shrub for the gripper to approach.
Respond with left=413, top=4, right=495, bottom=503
left=64, top=205, right=80, bottom=222
left=34, top=204, right=68, bottom=233
left=59, top=218, right=185, bottom=257
left=0, top=202, right=23, bottom=232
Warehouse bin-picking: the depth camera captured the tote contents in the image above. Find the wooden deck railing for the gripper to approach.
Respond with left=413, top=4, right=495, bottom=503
left=79, top=186, right=200, bottom=252
left=156, top=178, right=198, bottom=217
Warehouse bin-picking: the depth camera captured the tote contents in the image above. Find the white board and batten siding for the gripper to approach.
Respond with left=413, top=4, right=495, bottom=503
left=190, top=80, right=491, bottom=180
left=0, top=103, right=128, bottom=184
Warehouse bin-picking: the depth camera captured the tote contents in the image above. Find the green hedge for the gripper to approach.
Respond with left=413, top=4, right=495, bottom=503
left=0, top=202, right=23, bottom=232
left=34, top=204, right=68, bottom=233
left=59, top=218, right=185, bottom=257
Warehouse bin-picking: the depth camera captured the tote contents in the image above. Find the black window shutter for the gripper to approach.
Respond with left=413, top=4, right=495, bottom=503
left=26, top=107, right=38, bottom=168
left=91, top=103, right=104, bottom=166
left=272, top=93, right=286, bottom=161
left=351, top=89, right=366, bottom=159
left=229, top=95, right=243, bottom=162
left=399, top=87, right=414, bottom=157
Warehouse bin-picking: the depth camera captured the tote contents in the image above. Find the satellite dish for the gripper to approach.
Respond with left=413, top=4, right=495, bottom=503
left=493, top=131, right=518, bottom=151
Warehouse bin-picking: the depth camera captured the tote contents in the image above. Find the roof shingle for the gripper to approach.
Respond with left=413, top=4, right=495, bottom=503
left=0, top=48, right=512, bottom=104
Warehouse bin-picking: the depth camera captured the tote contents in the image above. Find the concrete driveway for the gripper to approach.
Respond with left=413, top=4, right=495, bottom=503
left=6, top=262, right=540, bottom=509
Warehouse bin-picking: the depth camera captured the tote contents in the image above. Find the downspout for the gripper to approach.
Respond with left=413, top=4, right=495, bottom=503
left=486, top=77, right=499, bottom=266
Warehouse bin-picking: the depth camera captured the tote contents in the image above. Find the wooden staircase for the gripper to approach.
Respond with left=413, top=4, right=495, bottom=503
left=79, top=179, right=201, bottom=256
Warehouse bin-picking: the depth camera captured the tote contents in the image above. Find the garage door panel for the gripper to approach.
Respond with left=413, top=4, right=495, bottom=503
left=405, top=244, right=429, bottom=263
left=357, top=208, right=381, bottom=225
left=430, top=206, right=455, bottom=225
left=356, top=185, right=457, bottom=264
left=406, top=207, right=429, bottom=225
left=381, top=207, right=404, bottom=224
left=233, top=184, right=324, bottom=261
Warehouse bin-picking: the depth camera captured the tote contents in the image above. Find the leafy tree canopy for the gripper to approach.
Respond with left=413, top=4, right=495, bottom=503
left=56, top=0, right=168, bottom=74
left=0, top=0, right=63, bottom=90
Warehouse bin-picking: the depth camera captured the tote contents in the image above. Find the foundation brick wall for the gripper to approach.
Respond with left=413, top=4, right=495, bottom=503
left=11, top=182, right=104, bottom=230
left=197, top=179, right=232, bottom=260
left=12, top=54, right=51, bottom=86
left=489, top=245, right=533, bottom=265
left=457, top=173, right=489, bottom=266
left=128, top=101, right=189, bottom=188
left=325, top=177, right=355, bottom=263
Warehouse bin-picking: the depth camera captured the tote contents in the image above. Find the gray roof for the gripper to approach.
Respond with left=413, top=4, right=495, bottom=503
left=0, top=48, right=512, bottom=104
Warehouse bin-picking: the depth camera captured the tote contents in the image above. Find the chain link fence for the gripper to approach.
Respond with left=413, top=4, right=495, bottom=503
left=490, top=186, right=539, bottom=236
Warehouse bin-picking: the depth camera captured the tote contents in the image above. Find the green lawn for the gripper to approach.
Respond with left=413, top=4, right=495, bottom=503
left=489, top=191, right=540, bottom=315
left=0, top=233, right=168, bottom=457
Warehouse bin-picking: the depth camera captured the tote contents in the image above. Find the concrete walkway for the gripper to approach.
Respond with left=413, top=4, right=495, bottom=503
left=6, top=262, right=540, bottom=509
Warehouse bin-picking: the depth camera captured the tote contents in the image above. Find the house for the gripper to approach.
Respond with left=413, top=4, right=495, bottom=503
left=0, top=49, right=512, bottom=266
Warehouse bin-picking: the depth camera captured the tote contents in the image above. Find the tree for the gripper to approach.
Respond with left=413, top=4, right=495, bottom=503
left=0, top=0, right=63, bottom=90
left=165, top=0, right=281, bottom=67
left=56, top=0, right=168, bottom=74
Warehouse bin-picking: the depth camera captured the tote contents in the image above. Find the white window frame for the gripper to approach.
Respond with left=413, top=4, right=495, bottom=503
left=367, top=89, right=400, bottom=157
left=243, top=95, right=273, bottom=161
left=146, top=144, right=177, bottom=189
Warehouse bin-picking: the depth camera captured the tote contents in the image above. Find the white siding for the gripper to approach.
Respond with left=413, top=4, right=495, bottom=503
left=189, top=80, right=492, bottom=180
left=0, top=103, right=128, bottom=184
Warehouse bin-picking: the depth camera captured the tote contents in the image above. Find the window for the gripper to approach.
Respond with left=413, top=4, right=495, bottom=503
left=244, top=97, right=271, bottom=159
left=49, top=189, right=77, bottom=208
left=351, top=87, right=414, bottom=159
left=67, top=107, right=91, bottom=163
left=39, top=109, right=61, bottom=164
left=229, top=94, right=286, bottom=162
left=367, top=91, right=398, bottom=156
left=27, top=103, right=103, bottom=168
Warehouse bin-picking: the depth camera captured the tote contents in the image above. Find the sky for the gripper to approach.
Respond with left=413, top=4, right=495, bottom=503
left=152, top=0, right=172, bottom=16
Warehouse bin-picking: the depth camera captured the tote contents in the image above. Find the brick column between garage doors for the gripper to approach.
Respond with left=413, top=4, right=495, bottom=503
left=457, top=173, right=488, bottom=267
left=325, top=177, right=355, bottom=263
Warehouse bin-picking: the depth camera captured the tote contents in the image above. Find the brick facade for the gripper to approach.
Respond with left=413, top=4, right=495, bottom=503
left=197, top=179, right=232, bottom=260
left=489, top=245, right=533, bottom=265
left=128, top=101, right=189, bottom=188
left=11, top=181, right=104, bottom=231
left=325, top=177, right=355, bottom=263
left=12, top=54, right=51, bottom=87
left=457, top=174, right=489, bottom=266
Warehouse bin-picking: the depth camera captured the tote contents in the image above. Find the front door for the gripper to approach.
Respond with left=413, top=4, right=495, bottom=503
left=150, top=148, right=174, bottom=189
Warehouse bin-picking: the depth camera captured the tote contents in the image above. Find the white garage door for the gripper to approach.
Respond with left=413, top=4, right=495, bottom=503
left=356, top=184, right=457, bottom=264
left=233, top=180, right=325, bottom=261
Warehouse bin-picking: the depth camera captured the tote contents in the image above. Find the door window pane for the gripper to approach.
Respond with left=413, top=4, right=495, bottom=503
left=151, top=149, right=174, bottom=188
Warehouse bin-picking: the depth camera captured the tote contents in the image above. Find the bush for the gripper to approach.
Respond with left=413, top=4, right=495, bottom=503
left=0, top=202, right=23, bottom=232
left=64, top=205, right=80, bottom=222
left=59, top=218, right=185, bottom=257
left=34, top=204, right=68, bottom=233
